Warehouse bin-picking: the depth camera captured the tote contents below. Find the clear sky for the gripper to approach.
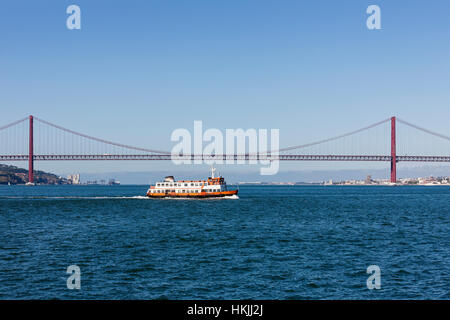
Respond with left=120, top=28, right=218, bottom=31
left=1, top=0, right=450, bottom=176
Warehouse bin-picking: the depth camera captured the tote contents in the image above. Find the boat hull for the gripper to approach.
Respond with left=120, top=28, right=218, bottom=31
left=146, top=189, right=238, bottom=199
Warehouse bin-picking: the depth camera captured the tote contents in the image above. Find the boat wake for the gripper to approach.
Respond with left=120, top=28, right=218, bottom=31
left=223, top=194, right=239, bottom=200
left=1, top=195, right=239, bottom=200
left=0, top=195, right=151, bottom=200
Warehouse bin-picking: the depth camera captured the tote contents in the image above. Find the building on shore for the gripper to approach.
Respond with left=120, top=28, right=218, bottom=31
left=67, top=174, right=80, bottom=185
left=108, top=179, right=120, bottom=185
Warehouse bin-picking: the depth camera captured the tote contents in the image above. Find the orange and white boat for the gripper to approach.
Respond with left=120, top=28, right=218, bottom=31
left=146, top=167, right=238, bottom=199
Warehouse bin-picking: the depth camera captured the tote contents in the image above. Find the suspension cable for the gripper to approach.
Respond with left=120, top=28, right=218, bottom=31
left=34, top=116, right=171, bottom=154
left=0, top=117, right=28, bottom=132
left=397, top=118, right=450, bottom=141
left=273, top=117, right=392, bottom=153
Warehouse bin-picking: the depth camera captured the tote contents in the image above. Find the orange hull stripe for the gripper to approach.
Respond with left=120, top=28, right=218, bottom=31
left=147, top=190, right=238, bottom=197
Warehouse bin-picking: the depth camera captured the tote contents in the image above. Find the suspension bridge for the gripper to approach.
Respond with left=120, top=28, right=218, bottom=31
left=1, top=115, right=450, bottom=184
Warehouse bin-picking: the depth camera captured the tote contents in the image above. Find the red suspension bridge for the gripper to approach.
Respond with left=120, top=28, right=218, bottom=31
left=1, top=115, right=450, bottom=183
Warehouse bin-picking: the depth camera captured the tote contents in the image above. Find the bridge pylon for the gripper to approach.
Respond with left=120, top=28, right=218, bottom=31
left=390, top=116, right=397, bottom=183
left=28, top=115, right=34, bottom=184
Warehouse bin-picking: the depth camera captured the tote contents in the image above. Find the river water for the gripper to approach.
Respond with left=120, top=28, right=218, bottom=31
left=0, top=185, right=449, bottom=299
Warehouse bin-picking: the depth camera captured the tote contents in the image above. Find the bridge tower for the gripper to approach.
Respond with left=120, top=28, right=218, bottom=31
left=390, top=116, right=397, bottom=183
left=28, top=115, right=34, bottom=184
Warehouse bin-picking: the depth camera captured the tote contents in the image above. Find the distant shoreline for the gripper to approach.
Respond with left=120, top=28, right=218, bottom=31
left=2, top=183, right=450, bottom=187
left=236, top=184, right=450, bottom=187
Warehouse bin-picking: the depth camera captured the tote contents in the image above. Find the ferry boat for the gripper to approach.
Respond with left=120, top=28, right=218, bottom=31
left=146, top=167, right=238, bottom=199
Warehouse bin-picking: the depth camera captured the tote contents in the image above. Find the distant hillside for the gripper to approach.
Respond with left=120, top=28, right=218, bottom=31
left=0, top=164, right=67, bottom=185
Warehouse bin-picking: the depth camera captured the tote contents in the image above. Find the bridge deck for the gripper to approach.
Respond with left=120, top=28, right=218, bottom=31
left=1, top=154, right=450, bottom=162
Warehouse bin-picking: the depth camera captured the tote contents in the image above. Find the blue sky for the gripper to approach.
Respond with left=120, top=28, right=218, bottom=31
left=1, top=0, right=450, bottom=176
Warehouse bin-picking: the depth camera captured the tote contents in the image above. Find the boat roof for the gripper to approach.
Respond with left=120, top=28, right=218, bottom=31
left=156, top=177, right=223, bottom=183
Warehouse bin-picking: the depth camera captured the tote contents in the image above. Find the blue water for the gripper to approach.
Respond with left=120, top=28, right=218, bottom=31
left=0, top=185, right=449, bottom=299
